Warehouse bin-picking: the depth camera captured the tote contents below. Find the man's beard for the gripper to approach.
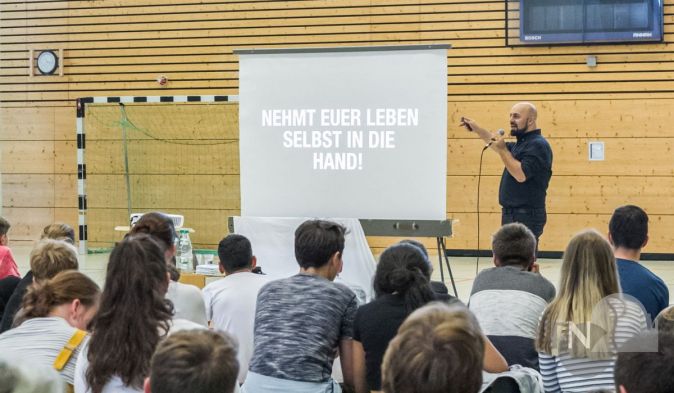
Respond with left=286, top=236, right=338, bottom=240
left=510, top=124, right=526, bottom=137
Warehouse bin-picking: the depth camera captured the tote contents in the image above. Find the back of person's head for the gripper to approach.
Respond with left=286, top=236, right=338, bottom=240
left=30, top=239, right=79, bottom=282
left=14, top=270, right=100, bottom=329
left=129, top=212, right=176, bottom=251
left=41, top=223, right=76, bottom=244
left=217, top=234, right=254, bottom=274
left=374, top=244, right=435, bottom=313
left=615, top=332, right=674, bottom=393
left=609, top=205, right=648, bottom=251
left=0, top=216, right=11, bottom=237
left=0, top=359, right=65, bottom=393
left=146, top=330, right=239, bottom=393
left=492, top=223, right=536, bottom=269
left=381, top=302, right=484, bottom=393
left=537, top=229, right=620, bottom=359
left=86, top=234, right=173, bottom=393
left=294, top=220, right=346, bottom=269
left=655, top=306, right=674, bottom=336
left=397, top=239, right=433, bottom=272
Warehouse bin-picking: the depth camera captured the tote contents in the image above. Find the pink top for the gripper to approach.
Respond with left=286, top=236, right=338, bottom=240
left=0, top=246, right=20, bottom=279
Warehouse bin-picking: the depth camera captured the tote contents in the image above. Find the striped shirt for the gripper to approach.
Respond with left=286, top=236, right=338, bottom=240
left=469, top=266, right=555, bottom=370
left=0, top=317, right=85, bottom=384
left=248, top=273, right=358, bottom=383
left=538, top=297, right=647, bottom=392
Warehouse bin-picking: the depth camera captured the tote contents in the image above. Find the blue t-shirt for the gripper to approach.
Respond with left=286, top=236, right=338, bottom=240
left=617, top=258, right=669, bottom=323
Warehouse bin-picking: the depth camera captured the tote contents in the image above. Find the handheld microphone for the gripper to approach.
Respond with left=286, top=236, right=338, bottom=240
left=484, top=129, right=505, bottom=149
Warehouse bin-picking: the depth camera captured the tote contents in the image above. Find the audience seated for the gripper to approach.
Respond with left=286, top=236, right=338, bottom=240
left=1, top=238, right=79, bottom=333
left=0, top=216, right=20, bottom=280
left=129, top=212, right=207, bottom=326
left=536, top=230, right=647, bottom=392
left=242, top=220, right=358, bottom=393
left=143, top=330, right=239, bottom=393
left=353, top=243, right=459, bottom=393
left=469, top=223, right=555, bottom=370
left=614, top=331, right=674, bottom=393
left=0, top=270, right=100, bottom=385
left=0, top=358, right=65, bottom=393
left=381, top=302, right=485, bottom=393
left=74, top=234, right=195, bottom=393
left=0, top=275, right=20, bottom=322
left=202, top=234, right=269, bottom=384
left=41, top=224, right=76, bottom=245
left=609, top=205, right=668, bottom=323
left=396, top=239, right=450, bottom=296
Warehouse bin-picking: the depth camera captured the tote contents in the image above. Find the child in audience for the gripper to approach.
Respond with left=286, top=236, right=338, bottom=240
left=0, top=270, right=100, bottom=385
left=144, top=330, right=239, bottom=393
left=353, top=243, right=506, bottom=393
left=129, top=212, right=207, bottom=326
left=0, top=216, right=20, bottom=280
left=202, top=234, right=269, bottom=384
left=242, top=220, right=357, bottom=393
left=0, top=359, right=65, bottom=393
left=0, top=238, right=79, bottom=333
left=536, top=230, right=647, bottom=392
left=381, top=302, right=485, bottom=393
left=74, top=233, right=201, bottom=393
left=41, top=223, right=76, bottom=244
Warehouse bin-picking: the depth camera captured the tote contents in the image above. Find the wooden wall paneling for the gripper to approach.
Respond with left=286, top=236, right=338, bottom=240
left=447, top=175, right=674, bottom=215
left=1, top=141, right=55, bottom=174
left=2, top=174, right=55, bottom=208
left=448, top=99, right=674, bottom=139
left=86, top=174, right=240, bottom=210
left=2, top=207, right=56, bottom=243
left=448, top=138, right=674, bottom=176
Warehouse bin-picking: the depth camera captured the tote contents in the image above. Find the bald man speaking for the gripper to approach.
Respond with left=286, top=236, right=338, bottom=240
left=461, top=102, right=553, bottom=249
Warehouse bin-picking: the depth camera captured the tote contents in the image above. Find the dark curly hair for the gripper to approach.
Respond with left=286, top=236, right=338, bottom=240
left=374, top=244, right=435, bottom=313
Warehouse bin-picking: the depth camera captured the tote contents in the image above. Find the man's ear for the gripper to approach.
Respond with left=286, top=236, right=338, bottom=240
left=493, top=256, right=501, bottom=267
left=608, top=232, right=615, bottom=247
left=143, top=377, right=152, bottom=393
left=619, top=385, right=628, bottom=393
left=642, top=235, right=649, bottom=249
left=251, top=255, right=257, bottom=268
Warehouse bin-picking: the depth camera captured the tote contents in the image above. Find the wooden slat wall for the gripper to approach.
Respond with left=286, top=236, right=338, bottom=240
left=2, top=0, right=674, bottom=253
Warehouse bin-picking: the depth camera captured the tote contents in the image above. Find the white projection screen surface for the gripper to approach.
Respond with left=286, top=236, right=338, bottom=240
left=238, top=45, right=448, bottom=220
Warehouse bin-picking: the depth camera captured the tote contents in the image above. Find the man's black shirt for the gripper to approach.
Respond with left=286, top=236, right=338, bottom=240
left=498, top=129, right=552, bottom=209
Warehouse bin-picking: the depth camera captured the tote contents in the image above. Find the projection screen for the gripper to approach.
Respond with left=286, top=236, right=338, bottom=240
left=237, top=45, right=449, bottom=220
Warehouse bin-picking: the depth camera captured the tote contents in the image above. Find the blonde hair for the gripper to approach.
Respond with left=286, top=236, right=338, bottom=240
left=30, top=239, right=79, bottom=281
left=41, top=223, right=75, bottom=244
left=536, top=229, right=620, bottom=359
left=382, top=302, right=484, bottom=393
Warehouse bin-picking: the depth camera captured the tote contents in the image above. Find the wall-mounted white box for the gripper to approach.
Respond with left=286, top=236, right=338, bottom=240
left=589, top=141, right=605, bottom=161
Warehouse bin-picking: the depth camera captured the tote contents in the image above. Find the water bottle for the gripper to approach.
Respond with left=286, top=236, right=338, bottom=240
left=177, top=229, right=193, bottom=272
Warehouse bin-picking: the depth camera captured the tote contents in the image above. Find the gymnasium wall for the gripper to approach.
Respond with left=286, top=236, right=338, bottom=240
left=2, top=0, right=674, bottom=253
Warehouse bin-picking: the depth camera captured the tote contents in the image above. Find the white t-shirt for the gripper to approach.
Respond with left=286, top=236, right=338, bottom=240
left=166, top=281, right=208, bottom=327
left=202, top=272, right=270, bottom=383
left=0, top=317, right=85, bottom=385
left=73, top=319, right=206, bottom=393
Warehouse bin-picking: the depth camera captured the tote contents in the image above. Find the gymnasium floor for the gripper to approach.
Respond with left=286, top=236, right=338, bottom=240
left=11, top=245, right=674, bottom=303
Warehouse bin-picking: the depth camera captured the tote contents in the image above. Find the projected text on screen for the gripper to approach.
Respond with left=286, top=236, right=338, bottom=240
left=261, top=108, right=417, bottom=170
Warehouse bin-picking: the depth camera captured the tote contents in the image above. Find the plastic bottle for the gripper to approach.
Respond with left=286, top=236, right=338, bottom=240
left=177, top=229, right=193, bottom=272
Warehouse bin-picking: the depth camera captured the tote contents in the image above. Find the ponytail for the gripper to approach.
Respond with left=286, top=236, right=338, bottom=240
left=14, top=270, right=100, bottom=327
left=374, top=244, right=435, bottom=313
